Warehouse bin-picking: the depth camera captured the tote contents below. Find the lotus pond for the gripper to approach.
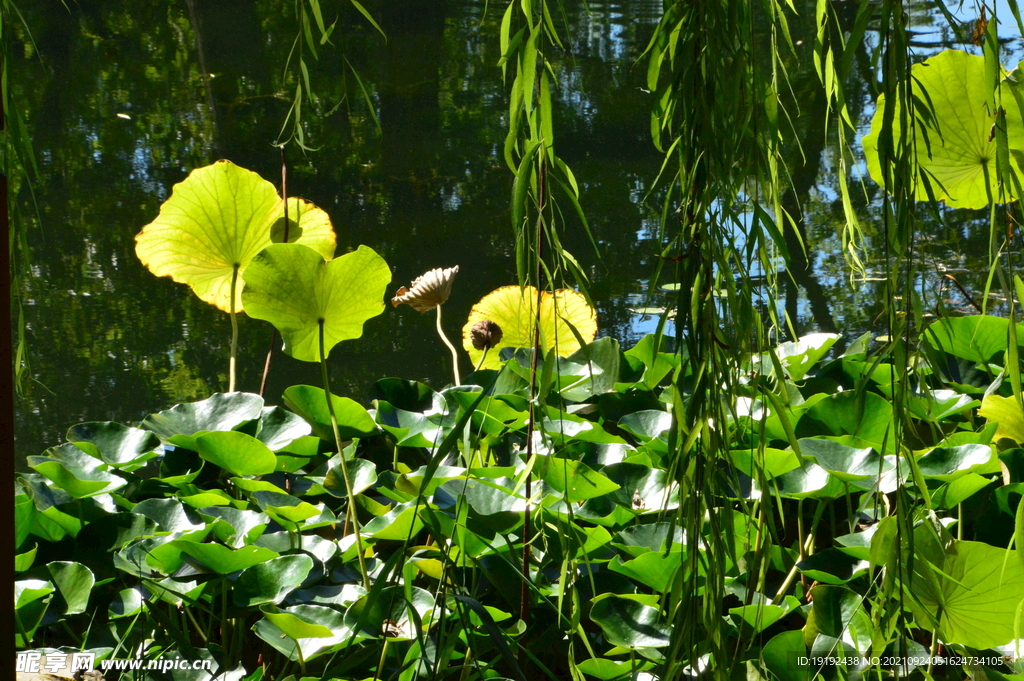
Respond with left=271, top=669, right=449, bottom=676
left=12, top=0, right=1024, bottom=680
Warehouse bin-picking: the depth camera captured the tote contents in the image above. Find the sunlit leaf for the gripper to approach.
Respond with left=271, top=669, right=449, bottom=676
left=135, top=160, right=336, bottom=311
left=463, top=285, right=597, bottom=370
left=863, top=50, right=1024, bottom=208
left=242, top=244, right=391, bottom=362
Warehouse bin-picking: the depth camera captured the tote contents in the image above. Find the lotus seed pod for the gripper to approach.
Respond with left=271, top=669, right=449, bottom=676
left=470, top=320, right=503, bottom=350
left=391, top=265, right=459, bottom=312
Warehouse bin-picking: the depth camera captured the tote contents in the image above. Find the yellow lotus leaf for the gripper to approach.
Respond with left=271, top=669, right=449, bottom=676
left=135, top=160, right=336, bottom=312
left=462, top=286, right=597, bottom=370
left=979, top=393, right=1024, bottom=446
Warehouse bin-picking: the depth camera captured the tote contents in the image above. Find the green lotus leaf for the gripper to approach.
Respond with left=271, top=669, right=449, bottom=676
left=589, top=594, right=671, bottom=648
left=769, top=333, right=840, bottom=381
left=802, top=585, right=869, bottom=649
left=576, top=659, right=645, bottom=680
left=917, top=443, right=995, bottom=480
left=27, top=444, right=125, bottom=499
left=242, top=244, right=391, bottom=363
left=254, top=604, right=353, bottom=662
left=930, top=472, right=993, bottom=509
left=761, top=630, right=809, bottom=681
left=178, top=488, right=234, bottom=509
left=252, top=491, right=322, bottom=525
left=142, top=392, right=265, bottom=442
left=132, top=498, right=206, bottom=533
left=608, top=551, right=682, bottom=592
left=363, top=501, right=425, bottom=540
left=729, top=600, right=798, bottom=635
left=375, top=401, right=449, bottom=448
left=109, top=587, right=144, bottom=619
left=611, top=522, right=684, bottom=558
left=344, top=585, right=435, bottom=640
left=14, top=545, right=36, bottom=573
left=534, top=455, right=620, bottom=503
left=254, top=532, right=337, bottom=564
left=235, top=555, right=314, bottom=607
left=282, top=385, right=378, bottom=441
left=15, top=579, right=54, bottom=609
left=135, top=160, right=336, bottom=312
left=369, top=378, right=446, bottom=413
left=602, top=462, right=679, bottom=513
left=66, top=422, right=162, bottom=467
left=200, top=507, right=269, bottom=548
left=924, top=315, right=1024, bottom=364
left=323, top=458, right=378, bottom=497
left=195, top=430, right=276, bottom=477
left=797, top=391, right=893, bottom=450
left=255, top=406, right=312, bottom=450
left=980, top=393, right=1024, bottom=445
left=798, top=437, right=892, bottom=483
left=776, top=462, right=845, bottom=499
left=47, top=561, right=95, bottom=615
left=728, top=447, right=801, bottom=479
left=616, top=410, right=673, bottom=443
left=796, top=549, right=870, bottom=585
left=862, top=50, right=1024, bottom=209
left=176, top=541, right=279, bottom=574
left=462, top=285, right=597, bottom=370
left=908, top=539, right=1024, bottom=648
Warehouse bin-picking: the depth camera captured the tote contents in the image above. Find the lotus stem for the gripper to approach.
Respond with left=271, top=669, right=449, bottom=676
left=473, top=347, right=489, bottom=374
left=229, top=264, right=239, bottom=392
left=319, top=320, right=371, bottom=591
left=436, top=303, right=461, bottom=386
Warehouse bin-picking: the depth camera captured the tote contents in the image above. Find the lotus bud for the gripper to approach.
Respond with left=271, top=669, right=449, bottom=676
left=391, top=265, right=459, bottom=312
left=470, top=320, right=503, bottom=351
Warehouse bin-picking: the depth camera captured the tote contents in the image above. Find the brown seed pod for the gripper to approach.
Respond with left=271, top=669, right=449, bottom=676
left=391, top=266, right=459, bottom=312
left=469, top=320, right=503, bottom=351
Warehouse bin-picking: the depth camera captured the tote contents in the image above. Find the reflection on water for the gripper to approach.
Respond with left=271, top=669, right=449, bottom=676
left=10, top=0, right=1018, bottom=462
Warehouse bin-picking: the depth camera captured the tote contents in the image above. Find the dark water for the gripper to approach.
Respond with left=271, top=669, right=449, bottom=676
left=9, top=0, right=1012, bottom=462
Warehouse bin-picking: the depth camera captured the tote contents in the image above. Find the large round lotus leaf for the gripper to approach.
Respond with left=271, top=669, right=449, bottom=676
left=282, top=385, right=378, bottom=441
left=195, top=431, right=276, bottom=477
left=235, top=555, right=314, bottom=607
left=135, top=161, right=336, bottom=312
left=862, top=50, right=1024, bottom=209
left=463, top=285, right=597, bottom=370
left=589, top=594, right=671, bottom=648
left=176, top=541, right=279, bottom=574
left=27, top=444, right=126, bottom=499
left=908, top=539, right=1024, bottom=648
left=66, top=422, right=162, bottom=467
left=47, top=561, right=94, bottom=615
left=142, top=392, right=265, bottom=442
left=242, top=244, right=391, bottom=362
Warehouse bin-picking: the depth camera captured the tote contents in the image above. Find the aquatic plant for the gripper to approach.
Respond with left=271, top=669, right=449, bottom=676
left=135, top=160, right=336, bottom=391
left=392, top=265, right=462, bottom=385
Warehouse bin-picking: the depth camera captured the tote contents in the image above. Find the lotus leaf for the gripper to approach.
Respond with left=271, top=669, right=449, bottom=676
left=133, top=498, right=206, bottom=533
left=796, top=549, right=870, bottom=585
left=283, top=385, right=378, bottom=441
left=608, top=551, right=682, bottom=592
left=109, top=587, right=145, bottom=618
left=979, top=393, right=1024, bottom=445
left=135, top=160, right=336, bottom=311
left=862, top=50, right=1024, bottom=209
left=252, top=491, right=322, bottom=525
left=255, top=605, right=352, bottom=662
left=761, top=630, right=809, bottom=681
left=15, top=579, right=54, bottom=609
left=66, top=421, right=162, bottom=467
left=242, top=244, right=391, bottom=362
left=767, top=333, right=840, bottom=381
left=534, top=455, right=620, bottom=503
left=176, top=541, right=279, bottom=574
left=46, top=561, right=94, bottom=614
left=908, top=539, right=1024, bottom=648
left=462, top=285, right=597, bottom=370
left=931, top=472, right=994, bottom=508
left=917, top=443, right=994, bottom=480
left=142, top=392, right=265, bottom=443
left=254, top=406, right=312, bottom=450
left=235, top=555, right=314, bottom=607
left=323, top=458, right=378, bottom=497
left=195, top=431, right=276, bottom=477
left=28, top=444, right=125, bottom=499
left=589, top=594, right=672, bottom=648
